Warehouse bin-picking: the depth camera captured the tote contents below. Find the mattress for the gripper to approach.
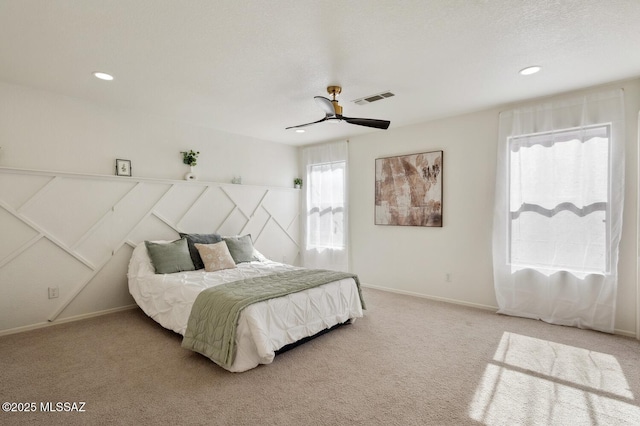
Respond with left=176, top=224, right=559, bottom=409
left=127, top=243, right=363, bottom=372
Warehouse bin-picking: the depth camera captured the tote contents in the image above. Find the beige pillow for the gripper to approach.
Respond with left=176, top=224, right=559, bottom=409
left=194, top=241, right=237, bottom=272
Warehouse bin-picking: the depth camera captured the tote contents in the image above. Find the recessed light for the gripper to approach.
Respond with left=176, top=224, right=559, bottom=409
left=519, top=66, right=541, bottom=76
left=93, top=72, right=114, bottom=81
left=295, top=129, right=305, bottom=133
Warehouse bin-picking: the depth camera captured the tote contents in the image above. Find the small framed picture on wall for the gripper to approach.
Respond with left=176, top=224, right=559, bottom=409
left=115, top=159, right=132, bottom=176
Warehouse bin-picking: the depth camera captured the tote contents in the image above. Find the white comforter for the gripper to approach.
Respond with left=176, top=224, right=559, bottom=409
left=127, top=243, right=363, bottom=372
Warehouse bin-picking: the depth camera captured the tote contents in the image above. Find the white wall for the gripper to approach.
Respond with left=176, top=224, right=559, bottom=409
left=3, top=76, right=639, bottom=335
left=0, top=81, right=298, bottom=187
left=0, top=81, right=300, bottom=334
left=349, top=78, right=640, bottom=335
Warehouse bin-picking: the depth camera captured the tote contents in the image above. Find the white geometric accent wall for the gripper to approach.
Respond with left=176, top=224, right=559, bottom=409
left=0, top=167, right=300, bottom=334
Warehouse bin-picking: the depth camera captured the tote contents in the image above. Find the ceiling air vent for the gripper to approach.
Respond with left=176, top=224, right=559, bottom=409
left=353, top=91, right=395, bottom=106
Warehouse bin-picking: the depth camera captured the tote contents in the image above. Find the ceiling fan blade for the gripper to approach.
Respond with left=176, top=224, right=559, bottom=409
left=342, top=116, right=390, bottom=130
left=285, top=116, right=328, bottom=130
left=314, top=96, right=336, bottom=116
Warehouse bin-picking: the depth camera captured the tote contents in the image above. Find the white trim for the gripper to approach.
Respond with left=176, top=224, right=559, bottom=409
left=0, top=166, right=297, bottom=192
left=615, top=327, right=636, bottom=338
left=361, top=283, right=497, bottom=312
left=637, top=111, right=640, bottom=340
left=361, top=283, right=636, bottom=337
left=0, top=305, right=138, bottom=337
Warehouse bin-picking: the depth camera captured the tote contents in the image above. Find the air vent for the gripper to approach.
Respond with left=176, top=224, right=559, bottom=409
left=353, top=91, right=395, bottom=105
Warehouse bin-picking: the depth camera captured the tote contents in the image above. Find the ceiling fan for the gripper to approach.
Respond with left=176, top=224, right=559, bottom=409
left=286, top=86, right=391, bottom=130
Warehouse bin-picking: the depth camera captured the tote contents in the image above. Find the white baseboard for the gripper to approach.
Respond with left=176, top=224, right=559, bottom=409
left=3, top=287, right=636, bottom=339
left=361, top=283, right=637, bottom=338
left=361, top=283, right=498, bottom=311
left=613, top=328, right=636, bottom=338
left=0, top=304, right=139, bottom=337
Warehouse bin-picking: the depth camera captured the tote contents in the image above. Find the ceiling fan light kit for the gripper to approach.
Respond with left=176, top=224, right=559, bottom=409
left=286, top=86, right=391, bottom=131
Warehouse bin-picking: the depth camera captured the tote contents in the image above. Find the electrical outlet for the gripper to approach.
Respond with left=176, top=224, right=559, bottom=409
left=445, top=273, right=452, bottom=283
left=48, top=287, right=59, bottom=299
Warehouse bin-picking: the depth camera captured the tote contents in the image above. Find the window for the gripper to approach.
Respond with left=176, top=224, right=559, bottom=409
left=493, top=89, right=624, bottom=332
left=508, top=125, right=610, bottom=275
left=306, top=160, right=346, bottom=250
left=301, top=140, right=349, bottom=271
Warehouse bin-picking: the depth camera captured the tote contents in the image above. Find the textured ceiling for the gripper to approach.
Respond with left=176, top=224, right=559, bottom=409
left=1, top=0, right=640, bottom=146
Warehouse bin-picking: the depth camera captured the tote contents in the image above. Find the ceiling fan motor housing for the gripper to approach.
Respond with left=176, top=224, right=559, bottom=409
left=327, top=86, right=343, bottom=115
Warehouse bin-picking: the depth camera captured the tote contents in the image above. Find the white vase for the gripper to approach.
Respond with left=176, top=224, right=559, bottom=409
left=185, top=166, right=197, bottom=181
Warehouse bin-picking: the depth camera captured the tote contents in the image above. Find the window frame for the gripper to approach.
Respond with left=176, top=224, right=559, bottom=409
left=305, top=159, right=347, bottom=251
left=506, top=123, right=612, bottom=275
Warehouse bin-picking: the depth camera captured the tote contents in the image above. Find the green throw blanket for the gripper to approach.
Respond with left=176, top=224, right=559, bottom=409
left=181, top=269, right=365, bottom=369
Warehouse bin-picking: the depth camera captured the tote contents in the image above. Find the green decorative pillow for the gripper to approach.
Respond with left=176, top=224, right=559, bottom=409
left=179, top=232, right=223, bottom=270
left=145, top=238, right=195, bottom=274
left=223, top=234, right=258, bottom=263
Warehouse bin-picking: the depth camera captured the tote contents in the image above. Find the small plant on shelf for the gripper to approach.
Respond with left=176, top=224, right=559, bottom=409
left=181, top=150, right=200, bottom=167
left=294, top=178, right=303, bottom=188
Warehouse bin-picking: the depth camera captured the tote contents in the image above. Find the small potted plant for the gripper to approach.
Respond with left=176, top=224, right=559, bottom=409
left=294, top=178, right=302, bottom=189
left=181, top=150, right=200, bottom=180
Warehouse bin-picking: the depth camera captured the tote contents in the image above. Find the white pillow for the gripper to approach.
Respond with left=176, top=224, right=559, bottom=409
left=194, top=241, right=237, bottom=272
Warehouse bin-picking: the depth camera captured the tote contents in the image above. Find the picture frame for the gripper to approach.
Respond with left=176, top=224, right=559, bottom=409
left=115, top=159, right=132, bottom=177
left=375, top=150, right=443, bottom=227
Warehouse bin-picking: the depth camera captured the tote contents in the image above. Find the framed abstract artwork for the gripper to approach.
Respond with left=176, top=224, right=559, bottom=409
left=375, top=150, right=443, bottom=227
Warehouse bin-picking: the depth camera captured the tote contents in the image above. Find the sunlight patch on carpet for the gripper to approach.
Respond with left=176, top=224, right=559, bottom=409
left=468, top=332, right=640, bottom=425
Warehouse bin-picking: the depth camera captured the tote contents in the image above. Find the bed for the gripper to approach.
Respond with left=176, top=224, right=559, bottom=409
left=127, top=235, right=364, bottom=372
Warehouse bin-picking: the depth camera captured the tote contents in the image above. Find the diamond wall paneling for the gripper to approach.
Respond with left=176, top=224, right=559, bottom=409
left=0, top=167, right=300, bottom=333
left=263, top=189, right=300, bottom=232
left=176, top=186, right=236, bottom=233
left=255, top=218, right=300, bottom=265
left=0, top=238, right=93, bottom=330
left=19, top=177, right=137, bottom=248
left=57, top=245, right=135, bottom=320
left=154, top=184, right=206, bottom=227
left=0, top=172, right=51, bottom=211
left=223, top=186, right=269, bottom=219
left=0, top=207, right=39, bottom=265
left=242, top=206, right=271, bottom=241
left=74, top=182, right=171, bottom=265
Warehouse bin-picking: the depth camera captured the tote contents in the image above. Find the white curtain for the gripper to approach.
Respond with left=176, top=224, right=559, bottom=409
left=301, top=141, right=349, bottom=271
left=492, top=89, right=625, bottom=333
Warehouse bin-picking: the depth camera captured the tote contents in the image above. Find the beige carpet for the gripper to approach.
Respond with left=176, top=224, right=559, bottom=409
left=2, top=288, right=640, bottom=425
